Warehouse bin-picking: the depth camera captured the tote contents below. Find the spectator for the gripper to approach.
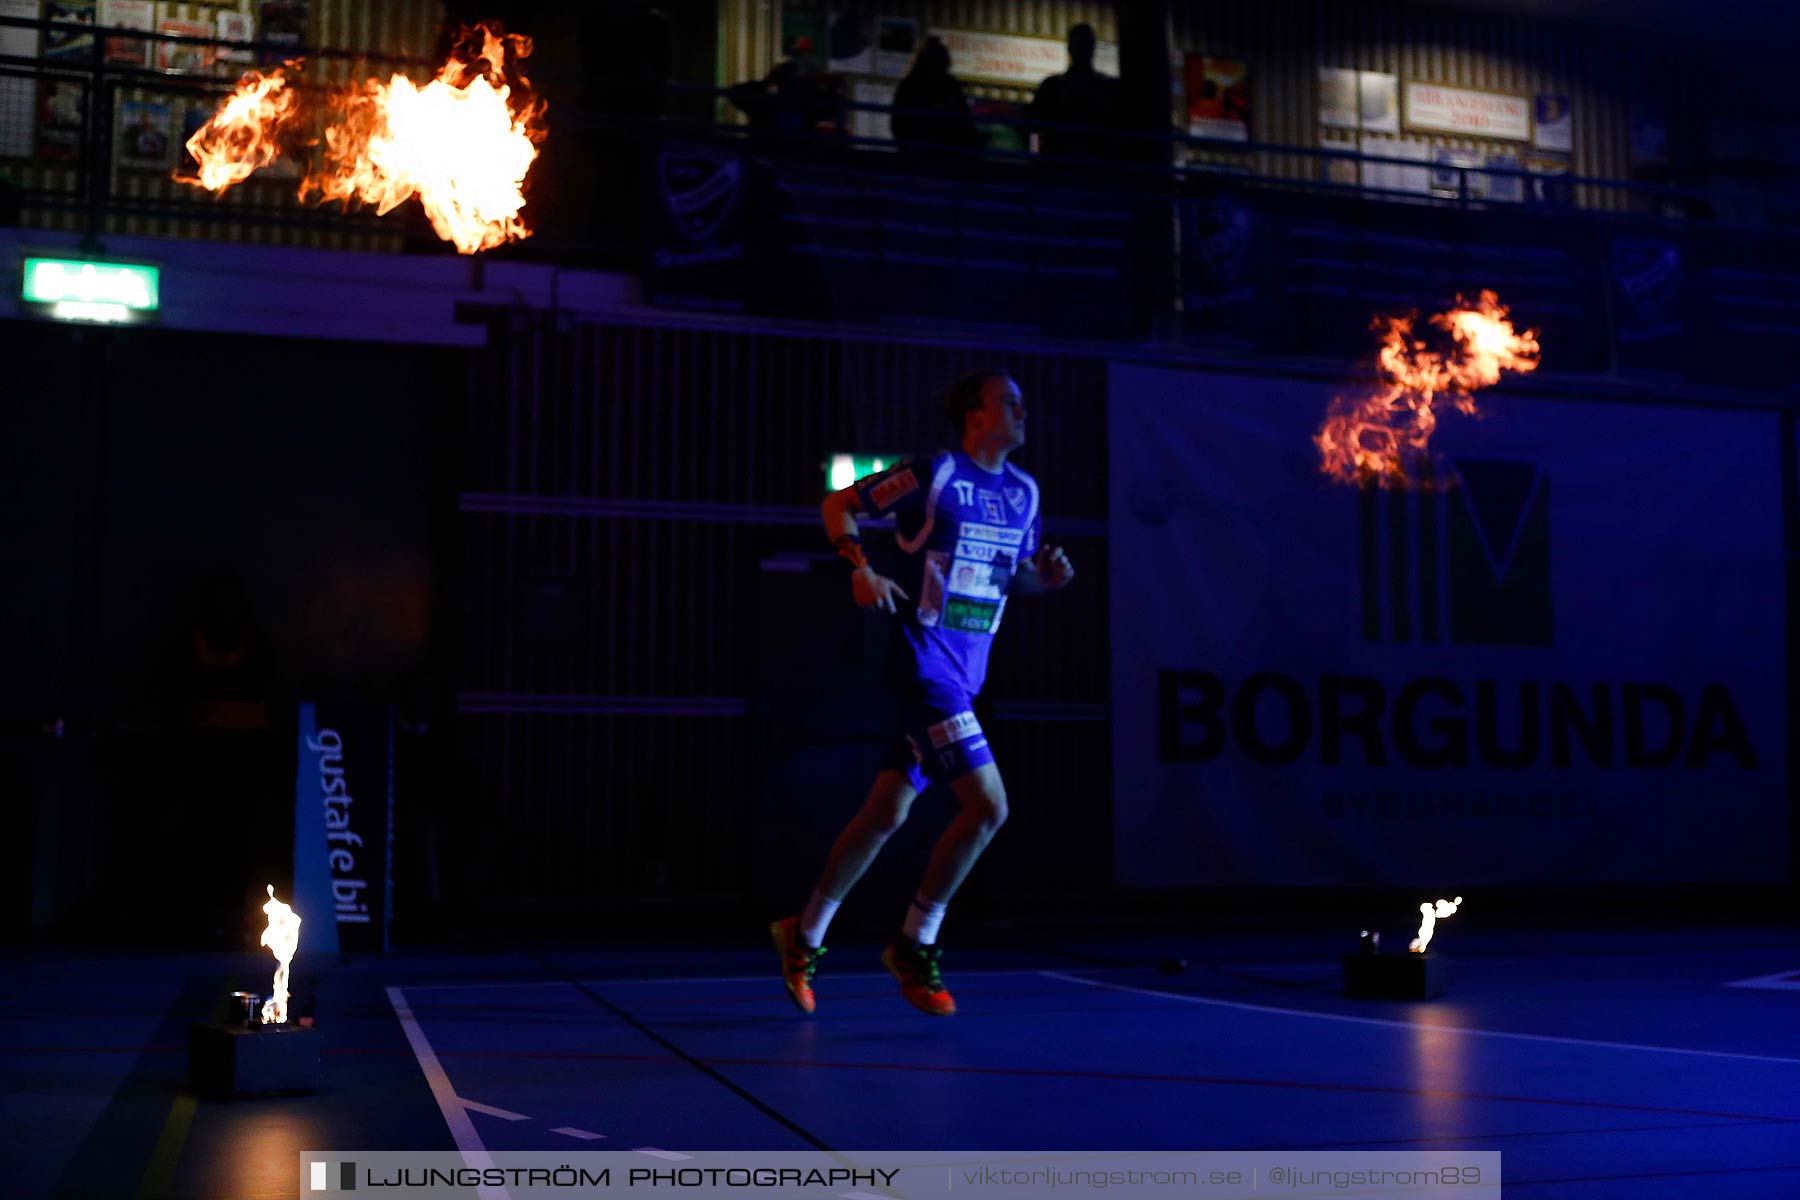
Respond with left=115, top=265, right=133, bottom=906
left=729, top=48, right=845, bottom=141
left=728, top=59, right=806, bottom=137
left=891, top=36, right=981, bottom=154
left=1026, top=23, right=1122, bottom=161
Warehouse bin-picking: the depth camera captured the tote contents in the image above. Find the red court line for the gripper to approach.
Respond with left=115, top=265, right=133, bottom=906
left=0, top=1045, right=183, bottom=1055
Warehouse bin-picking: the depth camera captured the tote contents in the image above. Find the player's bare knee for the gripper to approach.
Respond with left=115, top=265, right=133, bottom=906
left=863, top=773, right=917, bottom=834
left=866, top=791, right=914, bottom=834
left=961, top=784, right=1008, bottom=832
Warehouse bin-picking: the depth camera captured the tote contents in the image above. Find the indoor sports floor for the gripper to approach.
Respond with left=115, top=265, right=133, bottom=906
left=7, top=926, right=1799, bottom=1199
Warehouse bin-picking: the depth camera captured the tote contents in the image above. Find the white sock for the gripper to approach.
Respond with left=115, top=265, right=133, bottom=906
left=902, top=896, right=948, bottom=945
left=797, top=889, right=840, bottom=948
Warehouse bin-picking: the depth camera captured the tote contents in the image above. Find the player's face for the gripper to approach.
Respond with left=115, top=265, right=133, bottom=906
left=974, top=377, right=1026, bottom=449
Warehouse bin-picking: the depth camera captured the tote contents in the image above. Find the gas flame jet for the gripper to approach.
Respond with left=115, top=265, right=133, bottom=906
left=1315, top=292, right=1540, bottom=487
left=177, top=68, right=302, bottom=191
left=1409, top=895, right=1463, bottom=954
left=176, top=22, right=545, bottom=254
left=259, top=885, right=302, bottom=1025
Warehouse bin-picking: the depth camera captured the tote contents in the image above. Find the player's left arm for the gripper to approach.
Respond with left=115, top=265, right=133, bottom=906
left=1012, top=543, right=1074, bottom=595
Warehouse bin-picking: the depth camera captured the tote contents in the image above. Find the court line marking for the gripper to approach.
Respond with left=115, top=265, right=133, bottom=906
left=391, top=970, right=1799, bottom=1163
left=1218, top=952, right=1800, bottom=970
left=400, top=969, right=1080, bottom=992
left=398, top=949, right=1800, bottom=994
left=136, top=1093, right=197, bottom=1200
left=386, top=986, right=511, bottom=1200
left=551, top=1127, right=606, bottom=1141
left=1040, top=972, right=1800, bottom=1067
left=461, top=1099, right=531, bottom=1121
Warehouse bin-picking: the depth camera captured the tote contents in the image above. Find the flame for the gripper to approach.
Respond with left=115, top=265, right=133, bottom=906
left=1409, top=895, right=1462, bottom=954
left=302, top=25, right=545, bottom=254
left=174, top=23, right=545, bottom=254
left=1315, top=291, right=1540, bottom=487
left=177, top=68, right=302, bottom=192
left=259, top=885, right=302, bottom=1025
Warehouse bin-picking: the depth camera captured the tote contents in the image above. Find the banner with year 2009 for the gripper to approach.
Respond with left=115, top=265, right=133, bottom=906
left=1108, top=362, right=1787, bottom=887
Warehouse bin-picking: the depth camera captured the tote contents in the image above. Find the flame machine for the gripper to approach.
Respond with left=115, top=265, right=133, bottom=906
left=1342, top=897, right=1463, bottom=1001
left=188, top=886, right=322, bottom=1097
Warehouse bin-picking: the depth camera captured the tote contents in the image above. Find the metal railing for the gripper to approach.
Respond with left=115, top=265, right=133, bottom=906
left=6, top=15, right=1800, bottom=390
left=0, top=14, right=437, bottom=248
left=2, top=14, right=1786, bottom=252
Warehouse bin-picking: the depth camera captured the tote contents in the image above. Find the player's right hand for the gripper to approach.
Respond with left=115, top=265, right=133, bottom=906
left=852, top=568, right=909, bottom=613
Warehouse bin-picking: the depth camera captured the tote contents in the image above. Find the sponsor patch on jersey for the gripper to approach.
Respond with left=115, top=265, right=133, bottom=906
left=942, top=595, right=1001, bottom=633
left=1005, top=486, right=1027, bottom=514
left=947, top=559, right=1005, bottom=599
left=959, top=522, right=1024, bottom=546
left=954, top=539, right=1004, bottom=562
left=926, top=710, right=983, bottom=749
left=868, top=469, right=918, bottom=510
left=979, top=490, right=1003, bottom=522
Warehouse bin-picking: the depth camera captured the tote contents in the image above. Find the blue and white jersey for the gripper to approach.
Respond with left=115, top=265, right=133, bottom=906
left=854, top=449, right=1042, bottom=699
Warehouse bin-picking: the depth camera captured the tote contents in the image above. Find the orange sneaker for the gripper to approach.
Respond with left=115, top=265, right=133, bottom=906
left=881, top=937, right=956, bottom=1016
left=769, top=917, right=826, bottom=1014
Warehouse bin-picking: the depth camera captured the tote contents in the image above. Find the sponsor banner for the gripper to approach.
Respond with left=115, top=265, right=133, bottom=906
left=933, top=27, right=1119, bottom=89
left=1609, top=237, right=1685, bottom=375
left=297, top=702, right=394, bottom=950
left=1405, top=81, right=1531, bottom=141
left=1109, top=363, right=1787, bottom=886
left=1318, top=67, right=1357, bottom=129
left=1535, top=94, right=1572, bottom=153
left=292, top=703, right=339, bottom=957
left=1185, top=55, right=1249, bottom=142
left=1358, top=71, right=1399, bottom=134
left=644, top=149, right=751, bottom=313
left=873, top=16, right=916, bottom=78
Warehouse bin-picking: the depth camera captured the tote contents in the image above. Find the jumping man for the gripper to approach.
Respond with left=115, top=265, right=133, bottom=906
left=771, top=370, right=1076, bottom=1015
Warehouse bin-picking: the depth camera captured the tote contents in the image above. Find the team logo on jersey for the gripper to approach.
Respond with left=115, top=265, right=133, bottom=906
left=869, top=469, right=918, bottom=510
left=1005, top=486, right=1027, bottom=514
left=953, top=480, right=976, bottom=505
left=978, top=490, right=1003, bottom=522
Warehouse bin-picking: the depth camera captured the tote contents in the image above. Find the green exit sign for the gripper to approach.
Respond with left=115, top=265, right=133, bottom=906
left=825, top=453, right=905, bottom=493
left=21, top=256, right=160, bottom=323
